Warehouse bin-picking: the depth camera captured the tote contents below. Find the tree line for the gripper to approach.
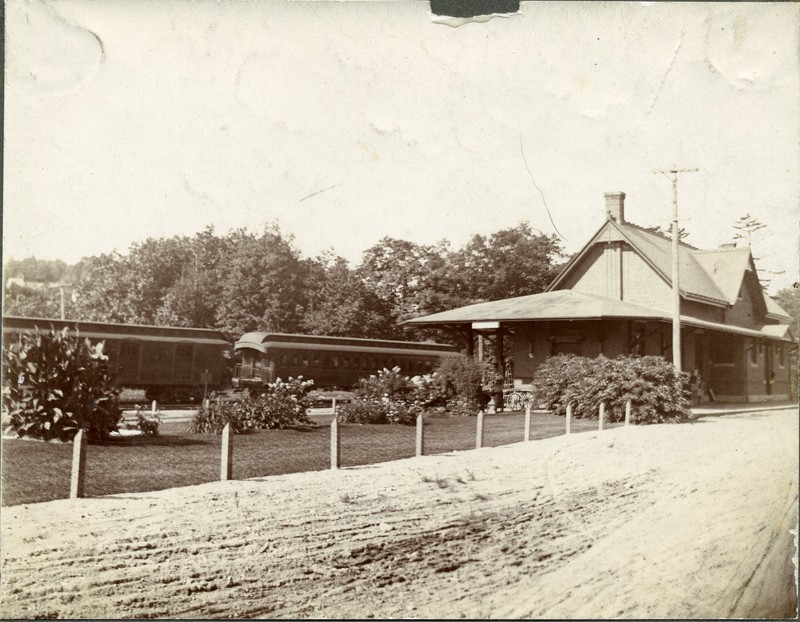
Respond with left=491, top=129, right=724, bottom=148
left=3, top=222, right=566, bottom=342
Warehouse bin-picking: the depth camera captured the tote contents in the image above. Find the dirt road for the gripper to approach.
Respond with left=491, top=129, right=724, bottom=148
left=1, top=409, right=797, bottom=619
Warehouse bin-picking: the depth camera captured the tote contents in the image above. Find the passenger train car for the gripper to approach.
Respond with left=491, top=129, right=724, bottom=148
left=2, top=316, right=231, bottom=401
left=233, top=332, right=458, bottom=389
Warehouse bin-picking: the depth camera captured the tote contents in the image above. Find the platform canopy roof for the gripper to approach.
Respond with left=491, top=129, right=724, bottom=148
left=403, top=290, right=794, bottom=342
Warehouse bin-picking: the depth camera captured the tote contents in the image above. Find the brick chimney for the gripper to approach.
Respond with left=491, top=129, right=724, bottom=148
left=604, top=191, right=626, bottom=223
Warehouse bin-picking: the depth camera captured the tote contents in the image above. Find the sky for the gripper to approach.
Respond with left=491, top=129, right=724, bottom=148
left=4, top=1, right=799, bottom=293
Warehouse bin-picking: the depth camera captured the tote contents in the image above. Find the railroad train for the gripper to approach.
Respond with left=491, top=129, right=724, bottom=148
left=2, top=316, right=459, bottom=399
left=232, top=332, right=459, bottom=389
left=2, top=316, right=232, bottom=402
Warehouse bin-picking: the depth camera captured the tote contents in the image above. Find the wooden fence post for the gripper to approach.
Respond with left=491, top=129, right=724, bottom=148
left=476, top=410, right=485, bottom=449
left=625, top=400, right=631, bottom=426
left=566, top=403, right=572, bottom=435
left=220, top=423, right=233, bottom=481
left=599, top=402, right=606, bottom=431
left=70, top=429, right=88, bottom=499
left=416, top=413, right=424, bottom=456
left=330, top=417, right=340, bottom=469
left=524, top=405, right=532, bottom=442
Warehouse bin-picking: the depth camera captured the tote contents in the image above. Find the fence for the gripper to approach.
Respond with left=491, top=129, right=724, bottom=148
left=67, top=400, right=636, bottom=499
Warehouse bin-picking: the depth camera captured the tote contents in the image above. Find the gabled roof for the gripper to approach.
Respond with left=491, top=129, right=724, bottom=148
left=692, top=248, right=753, bottom=305
left=765, top=296, right=792, bottom=321
left=547, top=220, right=731, bottom=306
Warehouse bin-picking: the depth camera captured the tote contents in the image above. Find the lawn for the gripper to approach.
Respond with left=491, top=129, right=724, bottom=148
left=1, top=411, right=613, bottom=506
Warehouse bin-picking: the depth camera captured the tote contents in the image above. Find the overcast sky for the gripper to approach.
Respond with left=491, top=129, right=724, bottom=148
left=5, top=1, right=799, bottom=292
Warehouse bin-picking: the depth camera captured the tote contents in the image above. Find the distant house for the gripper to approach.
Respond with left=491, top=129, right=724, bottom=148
left=405, top=192, right=794, bottom=403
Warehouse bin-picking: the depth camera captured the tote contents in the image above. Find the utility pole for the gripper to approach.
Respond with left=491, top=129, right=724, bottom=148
left=654, top=167, right=698, bottom=373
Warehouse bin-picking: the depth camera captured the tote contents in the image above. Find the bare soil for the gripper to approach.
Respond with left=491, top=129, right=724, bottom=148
left=1, top=409, right=797, bottom=619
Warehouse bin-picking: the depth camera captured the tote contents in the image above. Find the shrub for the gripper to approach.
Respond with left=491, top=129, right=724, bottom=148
left=2, top=327, right=121, bottom=441
left=531, top=354, right=691, bottom=424
left=435, top=354, right=493, bottom=416
left=337, top=368, right=421, bottom=425
left=133, top=406, right=161, bottom=437
left=190, top=376, right=313, bottom=434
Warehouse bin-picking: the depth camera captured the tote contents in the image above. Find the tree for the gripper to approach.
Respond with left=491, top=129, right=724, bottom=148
left=2, top=284, right=63, bottom=318
left=642, top=224, right=689, bottom=240
left=299, top=252, right=393, bottom=338
left=70, top=253, right=142, bottom=323
left=215, top=226, right=307, bottom=337
left=357, top=238, right=448, bottom=337
left=447, top=222, right=564, bottom=303
left=3, top=257, right=67, bottom=285
left=154, top=227, right=225, bottom=328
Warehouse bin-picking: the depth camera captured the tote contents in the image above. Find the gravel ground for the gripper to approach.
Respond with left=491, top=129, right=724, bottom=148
left=1, top=408, right=797, bottom=619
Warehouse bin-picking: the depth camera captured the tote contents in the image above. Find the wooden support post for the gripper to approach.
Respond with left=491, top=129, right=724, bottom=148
left=476, top=410, right=485, bottom=449
left=599, top=402, right=606, bottom=431
left=151, top=400, right=157, bottom=416
left=416, top=413, right=424, bottom=457
left=524, top=405, right=532, bottom=442
left=220, top=423, right=233, bottom=481
left=331, top=397, right=337, bottom=415
left=70, top=429, right=88, bottom=499
left=330, top=417, right=340, bottom=470
left=566, top=403, right=572, bottom=435
left=625, top=400, right=632, bottom=426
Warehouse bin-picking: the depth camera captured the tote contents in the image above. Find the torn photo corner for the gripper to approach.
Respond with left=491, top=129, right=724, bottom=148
left=429, top=0, right=521, bottom=27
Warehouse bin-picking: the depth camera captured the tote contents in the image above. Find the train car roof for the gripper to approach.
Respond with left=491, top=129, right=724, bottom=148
left=2, top=316, right=231, bottom=345
left=235, top=332, right=458, bottom=354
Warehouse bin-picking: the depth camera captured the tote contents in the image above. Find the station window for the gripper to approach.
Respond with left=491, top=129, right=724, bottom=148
left=778, top=344, right=786, bottom=367
left=750, top=342, right=758, bottom=366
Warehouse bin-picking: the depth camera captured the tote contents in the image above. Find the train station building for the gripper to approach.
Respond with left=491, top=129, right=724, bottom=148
left=405, top=192, right=795, bottom=403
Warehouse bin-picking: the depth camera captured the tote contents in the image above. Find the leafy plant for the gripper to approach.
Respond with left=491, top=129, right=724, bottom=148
left=189, top=376, right=313, bottom=434
left=2, top=327, right=121, bottom=441
left=132, top=405, right=161, bottom=436
left=530, top=354, right=691, bottom=424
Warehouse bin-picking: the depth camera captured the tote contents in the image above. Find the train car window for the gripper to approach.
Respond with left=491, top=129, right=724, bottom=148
left=119, top=342, right=140, bottom=380
left=311, top=354, right=321, bottom=367
left=174, top=344, right=193, bottom=382
left=291, top=355, right=299, bottom=367
left=332, top=356, right=339, bottom=368
left=302, top=356, right=309, bottom=368
left=342, top=356, right=350, bottom=368
left=370, top=358, right=377, bottom=371
left=280, top=353, right=288, bottom=366
left=360, top=357, right=367, bottom=371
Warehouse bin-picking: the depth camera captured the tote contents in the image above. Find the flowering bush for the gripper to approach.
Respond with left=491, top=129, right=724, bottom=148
left=337, top=361, right=491, bottom=424
left=531, top=354, right=691, bottom=424
left=190, top=376, right=313, bottom=434
left=2, top=327, right=121, bottom=441
left=337, top=367, right=426, bottom=425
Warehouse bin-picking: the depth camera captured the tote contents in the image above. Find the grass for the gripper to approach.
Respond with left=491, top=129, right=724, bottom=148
left=1, top=411, right=619, bottom=507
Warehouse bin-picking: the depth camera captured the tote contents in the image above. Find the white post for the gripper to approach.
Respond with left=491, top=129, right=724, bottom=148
left=330, top=417, right=340, bottom=469
left=416, top=413, right=424, bottom=457
left=566, top=403, right=572, bottom=435
left=599, top=402, right=606, bottom=431
left=151, top=400, right=157, bottom=416
left=625, top=400, right=632, bottom=426
left=476, top=410, right=485, bottom=449
left=524, top=405, right=532, bottom=442
left=220, top=423, right=233, bottom=481
left=331, top=397, right=337, bottom=415
left=70, top=429, right=88, bottom=499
